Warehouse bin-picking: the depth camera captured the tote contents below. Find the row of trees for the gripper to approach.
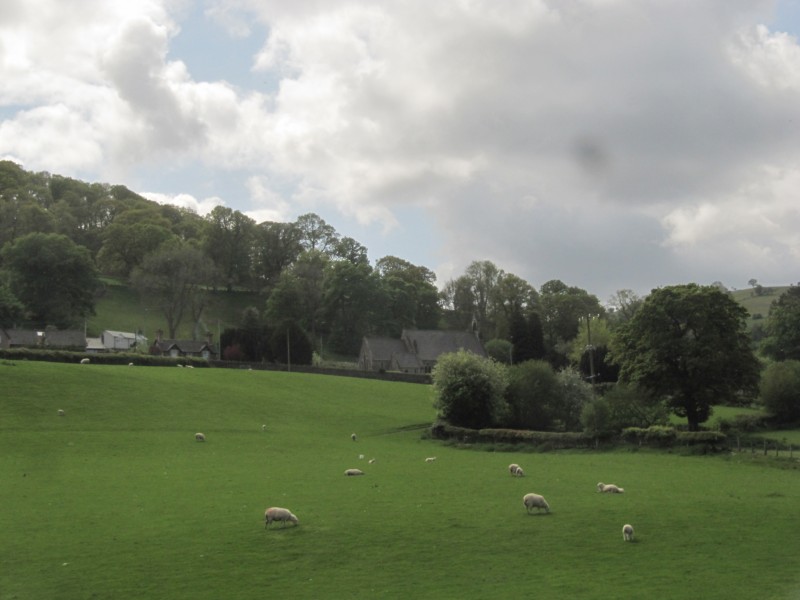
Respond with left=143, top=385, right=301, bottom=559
left=435, top=283, right=800, bottom=432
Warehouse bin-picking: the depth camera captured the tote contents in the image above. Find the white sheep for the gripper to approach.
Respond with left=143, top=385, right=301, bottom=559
left=79, top=358, right=90, bottom=364
left=351, top=433, right=357, bottom=441
left=358, top=454, right=365, bottom=460
left=425, top=457, right=437, bottom=463
left=128, top=362, right=134, bottom=366
left=622, top=523, right=634, bottom=541
left=265, top=507, right=299, bottom=528
left=261, top=424, right=267, bottom=432
left=508, top=463, right=520, bottom=475
left=368, top=458, right=376, bottom=464
left=597, top=482, right=624, bottom=493
left=345, top=468, right=365, bottom=476
left=57, top=409, right=65, bottom=416
left=512, top=466, right=525, bottom=477
left=195, top=432, right=206, bottom=442
left=523, top=492, right=550, bottom=514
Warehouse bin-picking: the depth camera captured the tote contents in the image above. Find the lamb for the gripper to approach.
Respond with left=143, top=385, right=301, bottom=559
left=351, top=433, right=357, bottom=441
left=508, top=463, right=520, bottom=475
left=195, top=432, right=206, bottom=442
left=128, top=362, right=134, bottom=366
left=261, top=424, right=267, bottom=432
left=512, top=466, right=525, bottom=477
left=57, top=409, right=65, bottom=416
left=523, top=493, right=550, bottom=514
left=79, top=358, right=90, bottom=364
left=425, top=457, right=437, bottom=463
left=265, top=507, right=299, bottom=528
left=597, top=482, right=624, bottom=493
left=345, top=468, right=365, bottom=476
left=622, top=523, right=635, bottom=541
left=368, top=458, right=376, bottom=464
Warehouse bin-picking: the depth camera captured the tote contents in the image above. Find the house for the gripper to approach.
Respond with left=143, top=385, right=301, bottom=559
left=357, top=329, right=487, bottom=374
left=0, top=328, right=42, bottom=349
left=101, top=330, right=146, bottom=352
left=42, top=329, right=87, bottom=350
left=150, top=330, right=216, bottom=360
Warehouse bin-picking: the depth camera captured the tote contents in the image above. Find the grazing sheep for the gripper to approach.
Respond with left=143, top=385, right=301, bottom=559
left=512, top=466, right=525, bottom=477
left=359, top=454, right=365, bottom=460
left=265, top=507, right=299, bottom=528
left=128, top=362, right=134, bottom=366
left=523, top=493, right=550, bottom=514
left=345, top=468, right=365, bottom=476
left=261, top=424, right=267, bottom=432
left=597, top=482, right=625, bottom=493
left=622, top=524, right=634, bottom=541
left=351, top=433, right=357, bottom=441
left=57, top=409, right=65, bottom=416
left=368, top=458, right=376, bottom=464
left=79, top=358, right=90, bottom=364
left=508, top=463, right=520, bottom=475
left=177, top=364, right=184, bottom=368
left=195, top=432, right=206, bottom=442
left=425, top=457, right=437, bottom=463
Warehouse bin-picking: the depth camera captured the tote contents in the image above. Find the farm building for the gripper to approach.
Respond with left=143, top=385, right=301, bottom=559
left=150, top=330, right=217, bottom=360
left=357, top=329, right=486, bottom=374
left=0, top=328, right=85, bottom=351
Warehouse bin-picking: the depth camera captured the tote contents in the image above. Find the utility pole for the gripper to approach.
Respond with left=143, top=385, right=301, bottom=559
left=586, top=314, right=596, bottom=385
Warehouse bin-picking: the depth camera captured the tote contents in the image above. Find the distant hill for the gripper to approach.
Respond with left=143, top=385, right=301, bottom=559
left=729, top=285, right=790, bottom=328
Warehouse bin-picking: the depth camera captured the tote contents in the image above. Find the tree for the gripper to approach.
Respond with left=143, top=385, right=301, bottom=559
left=485, top=338, right=513, bottom=364
left=0, top=280, right=24, bottom=327
left=761, top=285, right=800, bottom=361
left=295, top=213, right=339, bottom=254
left=130, top=242, right=213, bottom=338
left=508, top=308, right=546, bottom=363
left=321, top=259, right=377, bottom=355
left=374, top=256, right=441, bottom=335
left=96, top=208, right=175, bottom=277
left=251, top=221, right=303, bottom=293
left=612, top=284, right=761, bottom=430
left=1, top=232, right=100, bottom=327
left=760, top=360, right=800, bottom=424
left=555, top=367, right=594, bottom=431
left=539, top=280, right=604, bottom=367
left=432, top=350, right=509, bottom=429
left=505, top=360, right=561, bottom=430
left=203, top=206, right=256, bottom=291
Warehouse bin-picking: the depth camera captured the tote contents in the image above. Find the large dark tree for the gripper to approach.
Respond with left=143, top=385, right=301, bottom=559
left=1, top=232, right=100, bottom=328
left=613, top=284, right=761, bottom=430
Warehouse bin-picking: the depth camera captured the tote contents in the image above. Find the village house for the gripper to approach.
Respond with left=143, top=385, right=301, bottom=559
left=357, top=329, right=487, bottom=374
left=149, top=330, right=216, bottom=360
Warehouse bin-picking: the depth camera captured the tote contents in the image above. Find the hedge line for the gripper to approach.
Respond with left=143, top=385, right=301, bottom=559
left=0, top=348, right=208, bottom=367
left=431, top=421, right=729, bottom=449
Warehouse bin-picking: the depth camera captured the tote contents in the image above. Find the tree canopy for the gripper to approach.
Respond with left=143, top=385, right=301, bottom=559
left=612, top=284, right=761, bottom=430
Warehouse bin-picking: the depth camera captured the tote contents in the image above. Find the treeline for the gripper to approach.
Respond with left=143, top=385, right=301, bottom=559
left=0, top=160, right=617, bottom=370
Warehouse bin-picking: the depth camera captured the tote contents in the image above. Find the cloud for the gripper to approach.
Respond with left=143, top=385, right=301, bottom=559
left=142, top=191, right=221, bottom=216
left=2, top=0, right=800, bottom=299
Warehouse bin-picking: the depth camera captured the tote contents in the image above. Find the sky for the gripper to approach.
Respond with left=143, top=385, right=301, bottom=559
left=1, top=0, right=800, bottom=304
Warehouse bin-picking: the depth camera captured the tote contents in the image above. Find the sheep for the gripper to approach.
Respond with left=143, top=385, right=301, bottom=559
left=523, top=493, right=550, bottom=514
left=345, top=468, right=365, bottom=476
left=57, top=409, right=65, bottom=416
left=597, top=482, right=625, bottom=493
left=622, top=523, right=635, bottom=541
left=195, top=432, right=206, bottom=442
left=261, top=424, right=267, bottom=432
left=425, top=457, right=437, bottom=463
left=128, top=362, right=134, bottom=366
left=265, top=507, right=299, bottom=528
left=79, top=358, right=90, bottom=364
left=508, top=463, right=520, bottom=475
left=512, top=466, right=525, bottom=477
left=368, top=458, right=376, bottom=464
left=358, top=454, right=365, bottom=460
left=351, top=433, right=357, bottom=441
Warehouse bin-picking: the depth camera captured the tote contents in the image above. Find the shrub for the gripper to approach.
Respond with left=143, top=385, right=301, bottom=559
left=505, top=360, right=560, bottom=430
left=432, top=350, right=509, bottom=429
left=760, top=360, right=800, bottom=423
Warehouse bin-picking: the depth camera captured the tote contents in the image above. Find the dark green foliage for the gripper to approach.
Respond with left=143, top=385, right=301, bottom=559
left=432, top=350, right=509, bottom=429
left=1, top=232, right=100, bottom=327
left=508, top=308, right=545, bottom=363
left=760, top=360, right=800, bottom=423
left=613, top=284, right=761, bottom=430
left=270, top=321, right=313, bottom=366
left=430, top=421, right=590, bottom=448
left=0, top=281, right=24, bottom=327
left=593, top=383, right=669, bottom=431
left=485, top=338, right=513, bottom=364
left=505, top=360, right=561, bottom=430
left=761, top=285, right=800, bottom=361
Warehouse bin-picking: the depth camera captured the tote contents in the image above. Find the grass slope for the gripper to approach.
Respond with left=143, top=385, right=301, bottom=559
left=3, top=362, right=800, bottom=599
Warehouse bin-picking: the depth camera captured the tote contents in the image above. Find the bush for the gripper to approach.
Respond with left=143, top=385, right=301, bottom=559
left=760, top=360, right=800, bottom=423
left=432, top=351, right=509, bottom=429
left=505, top=360, right=560, bottom=430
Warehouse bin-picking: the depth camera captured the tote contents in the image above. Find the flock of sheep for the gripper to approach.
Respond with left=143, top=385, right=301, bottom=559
left=260, top=432, right=635, bottom=541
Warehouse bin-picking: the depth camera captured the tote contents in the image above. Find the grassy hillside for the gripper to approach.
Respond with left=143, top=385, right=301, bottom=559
left=90, top=279, right=263, bottom=340
left=3, top=362, right=800, bottom=599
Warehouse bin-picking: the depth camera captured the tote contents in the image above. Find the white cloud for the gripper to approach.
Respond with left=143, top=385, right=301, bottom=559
left=2, top=0, right=800, bottom=298
left=142, top=191, right=221, bottom=216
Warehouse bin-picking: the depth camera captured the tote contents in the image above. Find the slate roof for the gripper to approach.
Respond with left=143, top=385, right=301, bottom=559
left=401, top=329, right=487, bottom=362
left=44, top=329, right=86, bottom=349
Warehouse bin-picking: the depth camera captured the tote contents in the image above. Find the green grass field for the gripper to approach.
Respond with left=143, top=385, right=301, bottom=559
left=3, top=362, right=800, bottom=599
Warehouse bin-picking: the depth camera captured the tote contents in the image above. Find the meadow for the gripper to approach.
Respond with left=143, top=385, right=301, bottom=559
left=2, top=361, right=800, bottom=599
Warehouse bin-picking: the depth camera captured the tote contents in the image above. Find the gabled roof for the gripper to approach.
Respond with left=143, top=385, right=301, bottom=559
left=152, top=339, right=212, bottom=354
left=361, top=336, right=407, bottom=360
left=401, top=329, right=486, bottom=361
left=3, top=329, right=41, bottom=346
